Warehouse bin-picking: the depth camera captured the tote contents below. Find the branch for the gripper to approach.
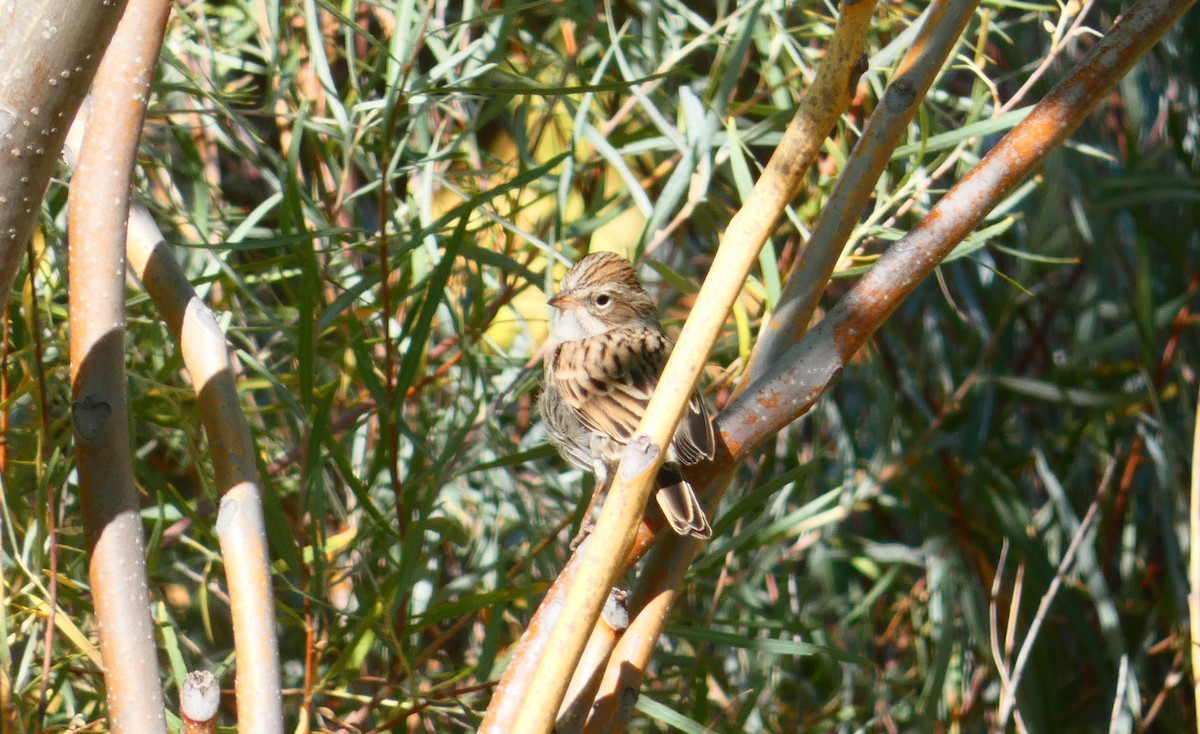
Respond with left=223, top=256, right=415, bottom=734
left=579, top=0, right=1196, bottom=728
left=66, top=0, right=172, bottom=731
left=743, top=0, right=980, bottom=384
left=62, top=94, right=286, bottom=734
left=1192, top=381, right=1200, bottom=734
left=480, top=1, right=878, bottom=730
left=125, top=204, right=285, bottom=734
left=0, top=1, right=126, bottom=306
left=722, top=0, right=1196, bottom=455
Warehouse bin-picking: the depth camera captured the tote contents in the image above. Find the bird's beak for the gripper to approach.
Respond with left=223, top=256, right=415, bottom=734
left=548, top=292, right=576, bottom=309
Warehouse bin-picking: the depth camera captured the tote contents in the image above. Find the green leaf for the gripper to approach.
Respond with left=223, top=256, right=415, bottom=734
left=665, top=625, right=873, bottom=666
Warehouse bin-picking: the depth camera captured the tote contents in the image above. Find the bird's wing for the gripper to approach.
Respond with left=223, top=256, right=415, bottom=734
left=672, top=390, right=715, bottom=464
left=551, top=327, right=713, bottom=464
left=550, top=327, right=665, bottom=445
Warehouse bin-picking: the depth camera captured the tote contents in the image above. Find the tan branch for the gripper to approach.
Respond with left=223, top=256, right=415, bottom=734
left=66, top=0, right=172, bottom=731
left=62, top=83, right=286, bottom=734
left=480, top=1, right=878, bottom=730
left=577, top=531, right=703, bottom=732
left=125, top=204, right=285, bottom=734
left=564, top=0, right=1195, bottom=726
left=723, top=0, right=1197, bottom=456
left=744, top=0, right=980, bottom=384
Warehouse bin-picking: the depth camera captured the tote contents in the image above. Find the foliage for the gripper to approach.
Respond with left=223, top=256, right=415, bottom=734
left=1, top=0, right=1197, bottom=731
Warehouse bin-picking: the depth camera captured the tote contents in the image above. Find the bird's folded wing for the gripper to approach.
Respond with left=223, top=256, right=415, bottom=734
left=552, top=328, right=713, bottom=465
left=673, top=395, right=715, bottom=464
left=551, top=327, right=664, bottom=442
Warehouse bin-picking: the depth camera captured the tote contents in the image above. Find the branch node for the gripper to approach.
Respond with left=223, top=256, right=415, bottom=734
left=71, top=394, right=112, bottom=442
left=180, top=670, right=220, bottom=725
left=886, top=78, right=917, bottom=112
left=602, top=588, right=630, bottom=631
left=618, top=436, right=660, bottom=480
left=216, top=494, right=239, bottom=533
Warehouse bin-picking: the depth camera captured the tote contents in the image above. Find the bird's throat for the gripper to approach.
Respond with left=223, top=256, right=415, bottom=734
left=550, top=308, right=600, bottom=342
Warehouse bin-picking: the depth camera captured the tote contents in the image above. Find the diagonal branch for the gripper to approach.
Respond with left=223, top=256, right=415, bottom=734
left=582, top=0, right=1197, bottom=729
left=743, top=0, right=981, bottom=384
left=481, top=1, right=879, bottom=730
left=722, top=0, right=1197, bottom=456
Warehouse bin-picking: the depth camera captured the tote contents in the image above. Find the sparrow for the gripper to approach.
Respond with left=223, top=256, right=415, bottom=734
left=540, top=251, right=714, bottom=539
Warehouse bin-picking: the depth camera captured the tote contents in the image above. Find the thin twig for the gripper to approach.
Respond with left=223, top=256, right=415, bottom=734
left=998, top=499, right=1101, bottom=726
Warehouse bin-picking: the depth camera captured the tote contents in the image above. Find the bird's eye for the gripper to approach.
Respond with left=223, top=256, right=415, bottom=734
left=595, top=294, right=612, bottom=308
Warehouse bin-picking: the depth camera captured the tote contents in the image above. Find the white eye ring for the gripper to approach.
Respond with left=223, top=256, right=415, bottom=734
left=595, top=294, right=612, bottom=308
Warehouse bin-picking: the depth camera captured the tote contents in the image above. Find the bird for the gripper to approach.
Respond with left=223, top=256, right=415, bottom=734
left=540, top=251, right=714, bottom=539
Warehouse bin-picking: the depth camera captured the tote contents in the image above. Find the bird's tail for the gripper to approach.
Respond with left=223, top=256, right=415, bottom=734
left=654, top=465, right=712, bottom=539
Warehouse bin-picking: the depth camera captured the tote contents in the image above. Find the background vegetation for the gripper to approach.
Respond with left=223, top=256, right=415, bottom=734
left=2, top=0, right=1198, bottom=731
